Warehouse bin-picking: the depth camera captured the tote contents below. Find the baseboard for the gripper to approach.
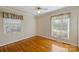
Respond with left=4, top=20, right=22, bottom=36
left=0, top=35, right=36, bottom=47
left=37, top=35, right=78, bottom=47
left=0, top=35, right=78, bottom=47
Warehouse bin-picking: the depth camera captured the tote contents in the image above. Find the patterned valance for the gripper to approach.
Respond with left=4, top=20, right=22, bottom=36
left=1, top=12, right=23, bottom=20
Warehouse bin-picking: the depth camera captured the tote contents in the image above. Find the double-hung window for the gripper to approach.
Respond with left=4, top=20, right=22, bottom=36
left=51, top=13, right=70, bottom=40
left=4, top=19, right=21, bottom=33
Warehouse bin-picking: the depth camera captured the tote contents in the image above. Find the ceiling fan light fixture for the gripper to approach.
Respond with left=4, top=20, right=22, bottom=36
left=37, top=10, right=41, bottom=14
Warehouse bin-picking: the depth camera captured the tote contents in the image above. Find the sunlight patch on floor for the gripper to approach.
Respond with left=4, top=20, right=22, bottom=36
left=51, top=45, right=68, bottom=52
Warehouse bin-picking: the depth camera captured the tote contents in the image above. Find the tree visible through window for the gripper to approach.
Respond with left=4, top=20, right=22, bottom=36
left=51, top=13, right=70, bottom=40
left=3, top=19, right=21, bottom=33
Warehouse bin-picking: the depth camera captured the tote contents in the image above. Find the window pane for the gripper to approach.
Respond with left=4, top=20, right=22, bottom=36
left=51, top=14, right=70, bottom=40
left=4, top=19, right=21, bottom=33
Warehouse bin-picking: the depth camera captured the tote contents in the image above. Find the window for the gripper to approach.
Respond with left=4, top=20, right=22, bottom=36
left=51, top=13, right=70, bottom=40
left=3, top=18, right=21, bottom=33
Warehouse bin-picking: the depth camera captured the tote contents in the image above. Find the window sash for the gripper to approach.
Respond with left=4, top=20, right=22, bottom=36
left=51, top=13, right=70, bottom=40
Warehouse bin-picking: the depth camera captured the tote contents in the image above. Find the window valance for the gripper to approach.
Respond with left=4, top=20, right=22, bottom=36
left=1, top=12, right=23, bottom=20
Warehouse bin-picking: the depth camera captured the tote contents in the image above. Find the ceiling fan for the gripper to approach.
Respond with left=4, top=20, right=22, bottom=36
left=36, top=6, right=48, bottom=10
left=35, top=6, right=48, bottom=14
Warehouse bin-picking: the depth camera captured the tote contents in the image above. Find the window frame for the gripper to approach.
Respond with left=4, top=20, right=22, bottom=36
left=50, top=13, right=71, bottom=40
left=3, top=18, right=22, bottom=34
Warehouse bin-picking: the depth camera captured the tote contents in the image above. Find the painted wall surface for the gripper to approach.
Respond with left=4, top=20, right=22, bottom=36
left=0, top=6, right=79, bottom=47
left=0, top=7, right=36, bottom=46
left=78, top=7, right=79, bottom=47
left=36, top=7, right=78, bottom=46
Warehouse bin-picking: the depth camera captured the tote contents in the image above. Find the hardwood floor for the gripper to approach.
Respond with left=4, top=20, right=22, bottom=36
left=0, top=36, right=79, bottom=52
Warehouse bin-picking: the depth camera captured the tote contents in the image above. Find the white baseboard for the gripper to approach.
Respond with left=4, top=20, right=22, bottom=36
left=0, top=34, right=36, bottom=47
left=37, top=35, right=78, bottom=47
left=0, top=34, right=78, bottom=47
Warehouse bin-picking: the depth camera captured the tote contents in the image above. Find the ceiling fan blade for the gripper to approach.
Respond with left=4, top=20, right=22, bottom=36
left=35, top=6, right=48, bottom=10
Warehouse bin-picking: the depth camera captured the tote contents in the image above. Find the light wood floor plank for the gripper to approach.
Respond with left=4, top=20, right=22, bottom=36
left=0, top=36, right=79, bottom=52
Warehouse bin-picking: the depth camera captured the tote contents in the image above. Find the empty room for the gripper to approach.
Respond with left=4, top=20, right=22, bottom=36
left=0, top=6, right=79, bottom=52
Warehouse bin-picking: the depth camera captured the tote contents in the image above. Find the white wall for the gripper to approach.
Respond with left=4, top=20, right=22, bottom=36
left=36, top=7, right=78, bottom=46
left=0, top=6, right=79, bottom=47
left=78, top=7, right=79, bottom=47
left=0, top=7, right=36, bottom=46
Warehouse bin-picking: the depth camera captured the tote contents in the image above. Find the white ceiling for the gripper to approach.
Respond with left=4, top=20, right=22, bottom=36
left=3, top=6, right=66, bottom=16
